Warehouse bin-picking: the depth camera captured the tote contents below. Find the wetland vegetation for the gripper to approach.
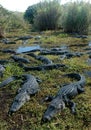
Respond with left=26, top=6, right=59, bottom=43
left=0, top=0, right=91, bottom=130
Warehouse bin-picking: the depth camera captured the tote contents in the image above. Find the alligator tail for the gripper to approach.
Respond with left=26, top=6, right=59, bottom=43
left=0, top=76, right=16, bottom=88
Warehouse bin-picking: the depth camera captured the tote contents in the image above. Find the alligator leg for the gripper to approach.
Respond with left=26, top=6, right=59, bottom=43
left=41, top=95, right=54, bottom=104
left=68, top=100, right=76, bottom=114
left=77, top=85, right=85, bottom=93
left=63, top=95, right=76, bottom=114
left=43, top=95, right=54, bottom=102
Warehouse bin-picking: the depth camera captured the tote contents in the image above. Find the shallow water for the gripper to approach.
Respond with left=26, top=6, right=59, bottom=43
left=16, top=45, right=41, bottom=53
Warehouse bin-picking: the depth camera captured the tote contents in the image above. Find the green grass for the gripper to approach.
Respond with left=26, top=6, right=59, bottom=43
left=0, top=31, right=91, bottom=130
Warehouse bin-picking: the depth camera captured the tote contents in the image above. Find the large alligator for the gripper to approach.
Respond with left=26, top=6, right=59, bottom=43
left=0, top=74, right=40, bottom=114
left=8, top=74, right=40, bottom=114
left=42, top=73, right=86, bottom=122
left=11, top=55, right=30, bottom=63
left=22, top=63, right=67, bottom=71
left=27, top=53, right=52, bottom=64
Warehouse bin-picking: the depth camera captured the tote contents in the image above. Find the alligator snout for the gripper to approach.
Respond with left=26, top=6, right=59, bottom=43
left=41, top=115, right=51, bottom=124
left=42, top=97, right=65, bottom=123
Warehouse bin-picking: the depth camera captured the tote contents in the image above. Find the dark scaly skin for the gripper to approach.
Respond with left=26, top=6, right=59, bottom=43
left=23, top=63, right=67, bottom=71
left=8, top=74, right=40, bottom=114
left=42, top=73, right=86, bottom=122
left=14, top=36, right=33, bottom=41
left=2, top=38, right=16, bottom=44
left=0, top=74, right=40, bottom=114
left=27, top=53, right=52, bottom=64
left=1, top=49, right=16, bottom=54
left=0, top=76, right=16, bottom=88
left=11, top=55, right=30, bottom=63
left=40, top=50, right=69, bottom=55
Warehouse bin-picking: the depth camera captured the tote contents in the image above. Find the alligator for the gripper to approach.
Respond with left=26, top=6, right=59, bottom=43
left=0, top=76, right=17, bottom=88
left=69, top=43, right=88, bottom=47
left=22, top=63, right=67, bottom=71
left=60, top=52, right=84, bottom=60
left=73, top=35, right=88, bottom=39
left=42, top=73, right=86, bottom=122
left=11, top=55, right=30, bottom=63
left=40, top=50, right=69, bottom=55
left=27, top=53, right=52, bottom=64
left=14, top=36, right=34, bottom=41
left=2, top=39, right=16, bottom=44
left=50, top=46, right=68, bottom=51
left=0, top=59, right=13, bottom=64
left=1, top=49, right=16, bottom=54
left=8, top=74, right=40, bottom=114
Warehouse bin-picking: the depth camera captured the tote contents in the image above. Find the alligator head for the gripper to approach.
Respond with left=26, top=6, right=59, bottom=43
left=8, top=92, right=30, bottom=115
left=42, top=96, right=65, bottom=122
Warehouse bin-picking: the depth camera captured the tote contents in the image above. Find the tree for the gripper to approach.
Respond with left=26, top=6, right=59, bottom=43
left=33, top=0, right=61, bottom=31
left=24, top=4, right=37, bottom=24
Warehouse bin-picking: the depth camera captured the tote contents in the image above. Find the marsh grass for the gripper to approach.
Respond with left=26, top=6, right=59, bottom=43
left=0, top=31, right=91, bottom=130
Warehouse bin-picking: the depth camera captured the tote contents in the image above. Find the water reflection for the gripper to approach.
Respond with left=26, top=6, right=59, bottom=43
left=16, top=45, right=41, bottom=53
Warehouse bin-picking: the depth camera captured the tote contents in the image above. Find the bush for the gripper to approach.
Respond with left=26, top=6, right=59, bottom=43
left=33, top=0, right=61, bottom=31
left=61, top=2, right=89, bottom=34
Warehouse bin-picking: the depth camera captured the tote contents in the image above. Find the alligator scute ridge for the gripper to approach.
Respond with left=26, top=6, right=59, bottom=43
left=11, top=55, right=30, bottom=63
left=23, top=63, right=67, bottom=71
left=27, top=53, right=52, bottom=64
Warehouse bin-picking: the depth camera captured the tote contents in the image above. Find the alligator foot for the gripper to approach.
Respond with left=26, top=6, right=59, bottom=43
left=8, top=110, right=14, bottom=116
left=69, top=101, right=76, bottom=114
left=43, top=95, right=54, bottom=102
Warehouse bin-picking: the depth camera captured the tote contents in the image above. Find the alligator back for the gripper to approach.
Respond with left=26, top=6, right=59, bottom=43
left=11, top=55, right=30, bottom=63
left=57, top=73, right=86, bottom=98
left=18, top=74, right=40, bottom=95
left=64, top=73, right=86, bottom=87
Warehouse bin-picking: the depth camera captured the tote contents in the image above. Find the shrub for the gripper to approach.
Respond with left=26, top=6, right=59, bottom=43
left=33, top=0, right=61, bottom=31
left=61, top=2, right=89, bottom=34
